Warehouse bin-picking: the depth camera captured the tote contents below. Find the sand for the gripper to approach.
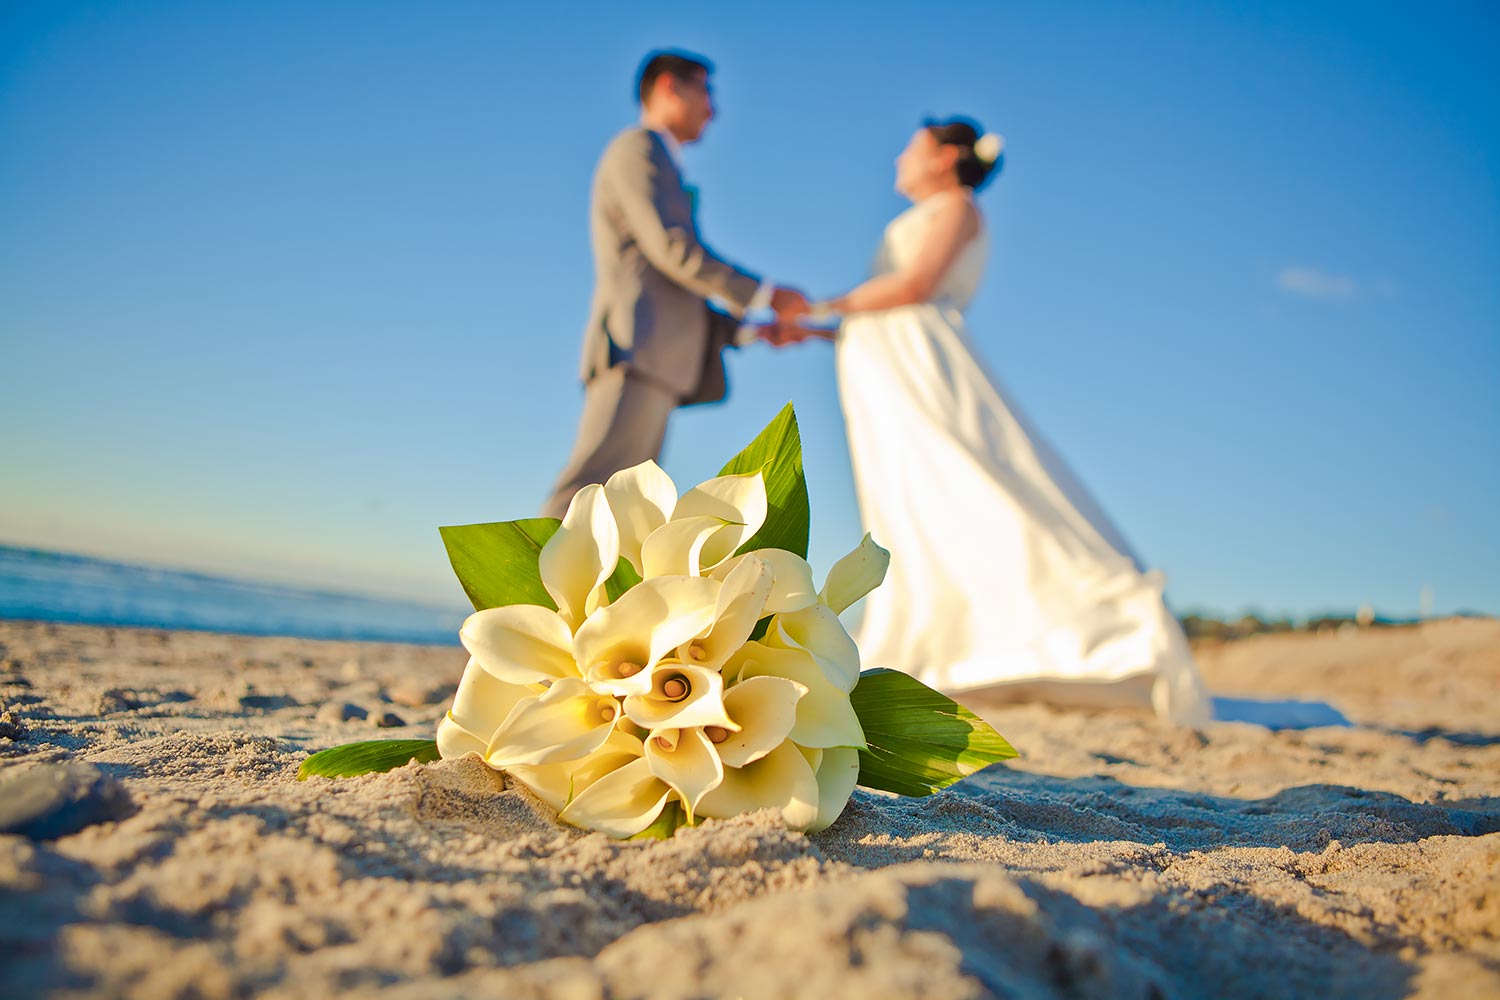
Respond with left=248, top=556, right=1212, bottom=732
left=1, top=617, right=1497, bottom=999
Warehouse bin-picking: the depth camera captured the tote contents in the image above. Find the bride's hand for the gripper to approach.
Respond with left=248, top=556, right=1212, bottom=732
left=754, top=323, right=797, bottom=348
left=755, top=323, right=824, bottom=348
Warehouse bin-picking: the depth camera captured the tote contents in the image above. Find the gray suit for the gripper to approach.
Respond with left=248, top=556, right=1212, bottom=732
left=543, top=127, right=762, bottom=518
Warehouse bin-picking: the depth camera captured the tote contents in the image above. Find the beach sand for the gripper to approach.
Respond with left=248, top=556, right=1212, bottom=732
left=2, top=617, right=1497, bottom=999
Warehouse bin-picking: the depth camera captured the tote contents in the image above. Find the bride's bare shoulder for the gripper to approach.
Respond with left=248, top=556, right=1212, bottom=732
left=926, top=189, right=982, bottom=240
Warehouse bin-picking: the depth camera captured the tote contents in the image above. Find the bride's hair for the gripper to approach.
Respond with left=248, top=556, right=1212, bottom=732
left=923, top=117, right=1002, bottom=191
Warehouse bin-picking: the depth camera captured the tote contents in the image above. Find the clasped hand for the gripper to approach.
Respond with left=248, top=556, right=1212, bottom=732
left=758, top=285, right=831, bottom=348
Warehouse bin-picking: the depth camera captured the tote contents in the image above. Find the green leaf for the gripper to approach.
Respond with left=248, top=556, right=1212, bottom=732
left=850, top=669, right=1018, bottom=796
left=718, top=402, right=810, bottom=559
left=604, top=556, right=643, bottom=603
left=298, top=739, right=441, bottom=781
left=440, top=517, right=560, bottom=611
left=629, top=799, right=689, bottom=840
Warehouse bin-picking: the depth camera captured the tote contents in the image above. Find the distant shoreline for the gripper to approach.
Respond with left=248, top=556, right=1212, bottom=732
left=0, top=545, right=466, bottom=647
left=0, top=614, right=464, bottom=648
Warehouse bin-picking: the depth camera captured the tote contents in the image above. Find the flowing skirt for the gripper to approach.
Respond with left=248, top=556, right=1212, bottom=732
left=836, top=303, right=1210, bottom=724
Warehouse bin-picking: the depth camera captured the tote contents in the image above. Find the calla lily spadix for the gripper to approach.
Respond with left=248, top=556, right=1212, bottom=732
left=574, top=575, right=720, bottom=696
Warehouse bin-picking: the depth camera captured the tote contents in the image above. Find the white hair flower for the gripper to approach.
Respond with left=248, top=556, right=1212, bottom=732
left=974, top=133, right=1004, bottom=165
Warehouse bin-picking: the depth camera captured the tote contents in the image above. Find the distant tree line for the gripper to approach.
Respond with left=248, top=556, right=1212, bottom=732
left=1176, top=611, right=1418, bottom=642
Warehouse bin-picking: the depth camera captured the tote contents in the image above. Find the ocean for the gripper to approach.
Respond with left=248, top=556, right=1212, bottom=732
left=0, top=545, right=465, bottom=645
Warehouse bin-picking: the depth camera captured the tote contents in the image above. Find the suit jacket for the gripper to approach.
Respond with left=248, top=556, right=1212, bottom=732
left=579, top=127, right=762, bottom=405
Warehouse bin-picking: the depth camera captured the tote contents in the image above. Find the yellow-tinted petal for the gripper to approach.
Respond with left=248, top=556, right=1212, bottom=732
left=819, top=534, right=891, bottom=615
left=574, top=576, right=720, bottom=695
left=696, top=740, right=819, bottom=831
left=623, top=663, right=735, bottom=731
left=718, top=675, right=806, bottom=767
left=436, top=714, right=487, bottom=760
left=539, top=483, right=619, bottom=629
left=681, top=555, right=772, bottom=671
left=559, top=756, right=671, bottom=838
left=484, top=677, right=619, bottom=766
left=437, top=656, right=544, bottom=760
left=460, top=605, right=579, bottom=685
left=604, top=460, right=677, bottom=575
left=671, top=472, right=767, bottom=571
left=807, top=745, right=861, bottom=833
left=640, top=515, right=730, bottom=579
left=767, top=603, right=861, bottom=693
left=507, top=727, right=644, bottom=811
left=720, top=549, right=817, bottom=614
left=732, top=642, right=865, bottom=750
left=644, top=727, right=723, bottom=823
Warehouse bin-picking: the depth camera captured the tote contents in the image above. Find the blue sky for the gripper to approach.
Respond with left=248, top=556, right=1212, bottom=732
left=2, top=1, right=1496, bottom=619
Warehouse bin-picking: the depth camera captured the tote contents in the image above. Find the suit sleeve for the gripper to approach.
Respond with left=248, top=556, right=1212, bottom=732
left=705, top=303, right=741, bottom=352
left=605, top=132, right=763, bottom=314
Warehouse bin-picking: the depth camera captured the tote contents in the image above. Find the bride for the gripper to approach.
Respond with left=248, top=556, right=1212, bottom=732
left=780, top=118, right=1210, bottom=725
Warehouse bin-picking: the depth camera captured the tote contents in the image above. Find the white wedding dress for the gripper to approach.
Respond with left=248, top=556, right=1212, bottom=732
left=835, top=197, right=1211, bottom=725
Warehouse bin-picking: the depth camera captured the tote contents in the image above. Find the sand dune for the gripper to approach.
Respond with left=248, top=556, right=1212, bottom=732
left=2, top=617, right=1496, bottom=998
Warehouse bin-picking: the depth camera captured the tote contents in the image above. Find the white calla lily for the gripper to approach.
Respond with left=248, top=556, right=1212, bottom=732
left=716, top=675, right=806, bottom=767
left=670, top=472, right=768, bottom=572
left=623, top=663, right=735, bottom=731
left=573, top=575, right=720, bottom=695
left=459, top=604, right=579, bottom=685
left=423, top=410, right=1001, bottom=841
left=766, top=603, right=861, bottom=693
left=506, top=728, right=645, bottom=812
left=484, top=677, right=620, bottom=767
left=540, top=483, right=619, bottom=630
left=435, top=656, right=543, bottom=760
left=644, top=727, right=723, bottom=822
left=696, top=740, right=820, bottom=831
left=679, top=555, right=773, bottom=671
left=819, top=534, right=891, bottom=615
left=807, top=746, right=861, bottom=833
left=730, top=642, right=865, bottom=750
left=640, top=515, right=735, bottom=579
left=559, top=756, right=672, bottom=838
left=714, top=549, right=817, bottom=614
left=604, top=461, right=677, bottom=575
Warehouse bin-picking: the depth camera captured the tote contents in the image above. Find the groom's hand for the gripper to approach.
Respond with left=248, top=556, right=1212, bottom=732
left=770, top=286, right=811, bottom=322
left=757, top=322, right=823, bottom=348
left=755, top=323, right=791, bottom=348
left=755, top=323, right=802, bottom=348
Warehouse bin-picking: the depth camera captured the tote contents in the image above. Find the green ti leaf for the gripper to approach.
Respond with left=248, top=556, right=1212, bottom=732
left=850, top=669, right=1018, bottom=796
left=604, top=555, right=643, bottom=603
left=629, top=799, right=689, bottom=840
left=440, top=517, right=560, bottom=611
left=298, top=739, right=441, bottom=781
left=441, top=518, right=643, bottom=613
left=718, top=401, right=810, bottom=559
left=440, top=402, right=811, bottom=614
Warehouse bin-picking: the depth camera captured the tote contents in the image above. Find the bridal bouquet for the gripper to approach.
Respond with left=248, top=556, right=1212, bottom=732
left=301, top=405, right=1016, bottom=838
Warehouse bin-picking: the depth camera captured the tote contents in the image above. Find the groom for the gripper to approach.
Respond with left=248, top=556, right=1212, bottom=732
left=542, top=50, right=809, bottom=519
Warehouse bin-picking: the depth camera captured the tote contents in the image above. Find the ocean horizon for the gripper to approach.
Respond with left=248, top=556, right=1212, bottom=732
left=0, top=545, right=465, bottom=646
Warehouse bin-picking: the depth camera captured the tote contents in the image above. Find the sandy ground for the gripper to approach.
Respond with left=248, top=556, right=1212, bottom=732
left=1, top=616, right=1497, bottom=999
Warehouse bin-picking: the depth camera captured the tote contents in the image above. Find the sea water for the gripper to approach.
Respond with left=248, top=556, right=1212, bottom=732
left=0, top=545, right=464, bottom=645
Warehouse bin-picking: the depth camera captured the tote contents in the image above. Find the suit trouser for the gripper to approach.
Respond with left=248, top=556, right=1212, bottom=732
left=542, top=366, right=678, bottom=519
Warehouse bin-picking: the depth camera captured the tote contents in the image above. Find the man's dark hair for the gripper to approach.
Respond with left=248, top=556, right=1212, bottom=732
left=637, top=50, right=713, bottom=105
